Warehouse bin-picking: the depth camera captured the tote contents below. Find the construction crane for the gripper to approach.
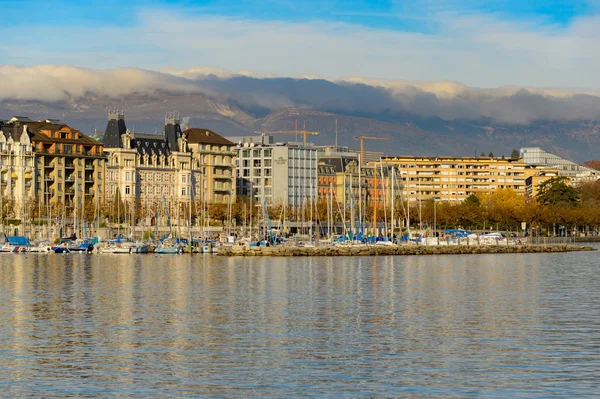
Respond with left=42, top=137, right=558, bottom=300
left=255, top=130, right=319, bottom=145
left=354, top=136, right=389, bottom=165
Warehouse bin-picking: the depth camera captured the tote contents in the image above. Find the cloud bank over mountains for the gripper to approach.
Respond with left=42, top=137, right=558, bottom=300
left=2, top=64, right=600, bottom=125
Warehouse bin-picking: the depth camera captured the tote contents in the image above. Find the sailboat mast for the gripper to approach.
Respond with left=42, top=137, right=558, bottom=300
left=391, top=167, right=395, bottom=240
left=373, top=161, right=377, bottom=237
left=380, top=160, right=388, bottom=239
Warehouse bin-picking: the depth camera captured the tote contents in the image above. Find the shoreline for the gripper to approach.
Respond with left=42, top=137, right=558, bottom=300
left=217, top=244, right=596, bottom=257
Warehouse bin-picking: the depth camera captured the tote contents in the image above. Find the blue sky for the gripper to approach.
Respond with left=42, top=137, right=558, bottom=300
left=1, top=0, right=600, bottom=88
left=1, top=0, right=595, bottom=27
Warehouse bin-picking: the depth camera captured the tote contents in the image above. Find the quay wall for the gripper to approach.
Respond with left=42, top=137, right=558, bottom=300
left=217, top=244, right=595, bottom=257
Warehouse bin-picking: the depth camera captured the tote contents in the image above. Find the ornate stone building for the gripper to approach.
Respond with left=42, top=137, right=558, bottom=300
left=102, top=112, right=201, bottom=218
left=0, top=123, right=35, bottom=218
left=0, top=116, right=105, bottom=220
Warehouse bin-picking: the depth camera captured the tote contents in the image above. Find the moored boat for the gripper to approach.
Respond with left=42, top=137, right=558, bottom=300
left=154, top=243, right=182, bottom=254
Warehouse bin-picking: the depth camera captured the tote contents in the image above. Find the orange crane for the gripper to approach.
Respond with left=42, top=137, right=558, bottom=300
left=354, top=136, right=389, bottom=165
left=255, top=130, right=319, bottom=145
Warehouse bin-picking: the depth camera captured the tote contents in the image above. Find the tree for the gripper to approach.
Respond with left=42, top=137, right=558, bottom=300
left=464, top=194, right=480, bottom=206
left=488, top=152, right=494, bottom=157
left=536, top=177, right=579, bottom=207
left=480, top=152, right=486, bottom=157
left=511, top=149, right=520, bottom=159
left=578, top=180, right=600, bottom=204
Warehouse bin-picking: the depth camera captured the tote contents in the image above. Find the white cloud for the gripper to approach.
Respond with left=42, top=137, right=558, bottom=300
left=0, top=65, right=204, bottom=102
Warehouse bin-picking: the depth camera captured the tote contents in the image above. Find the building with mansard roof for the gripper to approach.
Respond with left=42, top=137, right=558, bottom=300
left=0, top=117, right=105, bottom=224
left=102, top=112, right=202, bottom=219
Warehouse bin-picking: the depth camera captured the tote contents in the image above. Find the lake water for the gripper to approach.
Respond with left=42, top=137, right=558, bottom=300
left=1, top=248, right=599, bottom=398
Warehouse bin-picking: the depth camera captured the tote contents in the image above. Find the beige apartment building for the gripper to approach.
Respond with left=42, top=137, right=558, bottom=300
left=525, top=167, right=561, bottom=198
left=1, top=116, right=105, bottom=220
left=377, top=156, right=528, bottom=202
left=184, top=128, right=236, bottom=204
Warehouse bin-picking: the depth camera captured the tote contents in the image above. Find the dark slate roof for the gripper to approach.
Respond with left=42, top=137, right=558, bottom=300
left=318, top=163, right=337, bottom=175
left=133, top=134, right=170, bottom=157
left=103, top=117, right=127, bottom=148
left=184, top=128, right=233, bottom=146
left=164, top=121, right=182, bottom=152
left=318, top=155, right=358, bottom=173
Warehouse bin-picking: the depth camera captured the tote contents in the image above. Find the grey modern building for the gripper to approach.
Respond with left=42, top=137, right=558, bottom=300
left=236, top=141, right=317, bottom=207
left=520, top=147, right=598, bottom=182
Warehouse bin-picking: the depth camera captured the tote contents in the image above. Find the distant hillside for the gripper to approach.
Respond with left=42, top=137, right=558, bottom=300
left=3, top=77, right=600, bottom=161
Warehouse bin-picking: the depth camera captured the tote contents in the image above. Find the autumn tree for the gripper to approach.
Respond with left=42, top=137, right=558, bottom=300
left=536, top=177, right=579, bottom=207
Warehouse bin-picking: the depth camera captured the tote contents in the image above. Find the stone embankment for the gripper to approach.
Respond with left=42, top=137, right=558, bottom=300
left=218, top=244, right=595, bottom=257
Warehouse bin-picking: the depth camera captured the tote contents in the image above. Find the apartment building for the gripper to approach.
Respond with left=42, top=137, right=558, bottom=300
left=525, top=167, right=560, bottom=198
left=184, top=128, right=236, bottom=204
left=378, top=156, right=528, bottom=202
left=236, top=141, right=317, bottom=206
left=0, top=116, right=105, bottom=219
left=103, top=112, right=201, bottom=211
left=0, top=122, right=36, bottom=218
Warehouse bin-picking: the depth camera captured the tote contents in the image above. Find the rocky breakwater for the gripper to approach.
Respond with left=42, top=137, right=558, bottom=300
left=218, top=244, right=595, bottom=257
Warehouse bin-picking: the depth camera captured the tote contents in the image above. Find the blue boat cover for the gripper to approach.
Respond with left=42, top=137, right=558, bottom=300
left=7, top=236, right=31, bottom=246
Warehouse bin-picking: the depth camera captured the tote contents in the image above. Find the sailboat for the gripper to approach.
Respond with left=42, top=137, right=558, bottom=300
left=154, top=197, right=183, bottom=254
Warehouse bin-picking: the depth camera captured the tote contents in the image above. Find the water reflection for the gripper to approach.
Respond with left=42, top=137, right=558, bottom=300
left=0, top=250, right=599, bottom=397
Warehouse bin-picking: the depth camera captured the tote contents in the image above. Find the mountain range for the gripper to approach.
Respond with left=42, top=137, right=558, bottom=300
left=2, top=68, right=600, bottom=162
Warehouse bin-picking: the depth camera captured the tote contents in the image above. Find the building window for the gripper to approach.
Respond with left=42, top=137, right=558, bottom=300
left=125, top=186, right=130, bottom=195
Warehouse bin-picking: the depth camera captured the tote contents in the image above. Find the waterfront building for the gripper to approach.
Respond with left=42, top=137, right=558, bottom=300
left=520, top=147, right=599, bottom=183
left=315, top=145, right=383, bottom=165
left=103, top=112, right=201, bottom=215
left=378, top=156, right=528, bottom=202
left=184, top=127, right=236, bottom=204
left=0, top=116, right=105, bottom=219
left=317, top=162, right=337, bottom=198
left=525, top=167, right=561, bottom=198
left=235, top=141, right=317, bottom=206
left=317, top=158, right=393, bottom=208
